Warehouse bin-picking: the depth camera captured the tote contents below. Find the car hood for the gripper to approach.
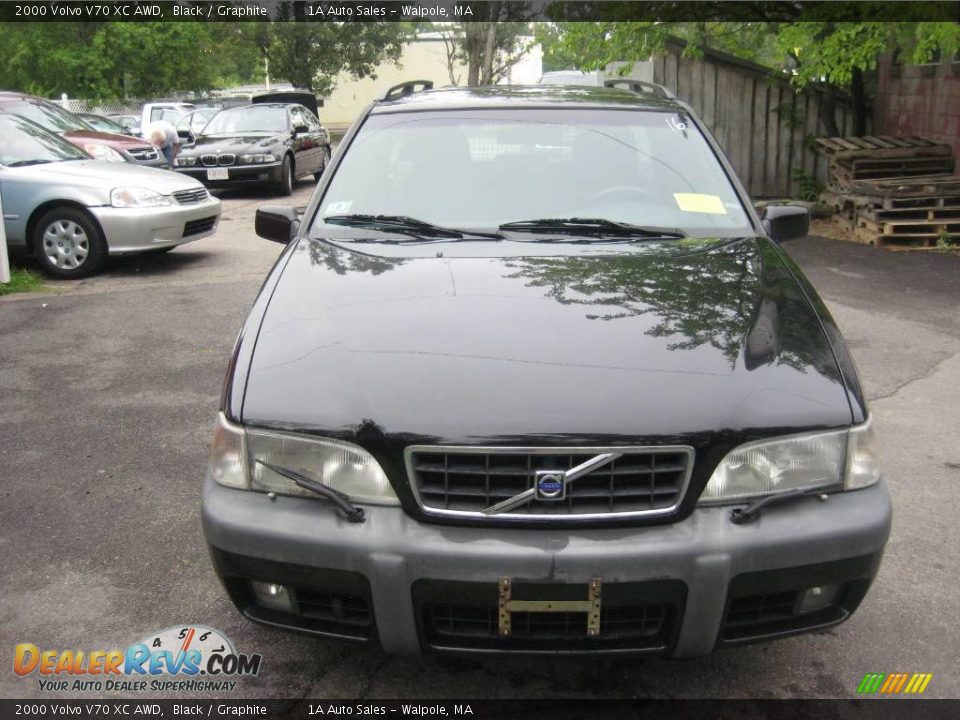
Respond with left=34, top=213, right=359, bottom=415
left=241, top=237, right=852, bottom=445
left=184, top=134, right=285, bottom=154
left=9, top=160, right=205, bottom=194
left=63, top=129, right=153, bottom=151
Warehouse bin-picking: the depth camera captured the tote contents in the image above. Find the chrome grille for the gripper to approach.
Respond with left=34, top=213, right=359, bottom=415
left=201, top=153, right=235, bottom=167
left=406, top=446, right=694, bottom=523
left=128, top=146, right=159, bottom=161
left=172, top=188, right=209, bottom=205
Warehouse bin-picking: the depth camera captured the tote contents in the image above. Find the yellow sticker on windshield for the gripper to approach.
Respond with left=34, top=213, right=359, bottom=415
left=673, top=193, right=727, bottom=214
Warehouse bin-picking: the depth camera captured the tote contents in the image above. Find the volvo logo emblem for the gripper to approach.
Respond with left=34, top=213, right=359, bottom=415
left=535, top=471, right=566, bottom=501
left=482, top=453, right=622, bottom=515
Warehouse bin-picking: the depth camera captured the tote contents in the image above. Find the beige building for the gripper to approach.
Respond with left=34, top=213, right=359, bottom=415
left=321, top=34, right=543, bottom=130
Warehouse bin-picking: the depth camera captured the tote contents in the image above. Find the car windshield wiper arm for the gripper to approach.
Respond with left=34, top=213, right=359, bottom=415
left=256, top=460, right=365, bottom=523
left=730, top=487, right=833, bottom=525
left=324, top=214, right=504, bottom=241
left=6, top=159, right=54, bottom=167
left=499, top=218, right=685, bottom=239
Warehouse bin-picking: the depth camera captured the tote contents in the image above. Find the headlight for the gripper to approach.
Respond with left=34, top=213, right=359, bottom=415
left=110, top=187, right=172, bottom=208
left=175, top=156, right=197, bottom=167
left=208, top=413, right=248, bottom=489
left=206, top=413, right=399, bottom=506
left=83, top=143, right=126, bottom=163
left=845, top=418, right=880, bottom=490
left=700, top=418, right=879, bottom=504
left=238, top=153, right=277, bottom=164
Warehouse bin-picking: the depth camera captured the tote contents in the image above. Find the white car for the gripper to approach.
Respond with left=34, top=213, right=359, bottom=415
left=0, top=113, right=220, bottom=278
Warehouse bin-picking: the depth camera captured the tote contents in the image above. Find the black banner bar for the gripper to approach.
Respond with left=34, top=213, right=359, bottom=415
left=0, top=1, right=958, bottom=23
left=2, top=700, right=960, bottom=720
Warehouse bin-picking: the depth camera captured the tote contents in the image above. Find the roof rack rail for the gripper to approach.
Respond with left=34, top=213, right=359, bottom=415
left=382, top=80, right=434, bottom=102
left=603, top=79, right=676, bottom=100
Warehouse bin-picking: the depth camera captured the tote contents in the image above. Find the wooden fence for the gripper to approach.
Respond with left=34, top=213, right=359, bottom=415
left=650, top=41, right=864, bottom=199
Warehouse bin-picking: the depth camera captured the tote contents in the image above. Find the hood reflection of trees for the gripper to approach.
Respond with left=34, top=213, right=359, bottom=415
left=503, top=239, right=839, bottom=378
left=303, top=238, right=408, bottom=276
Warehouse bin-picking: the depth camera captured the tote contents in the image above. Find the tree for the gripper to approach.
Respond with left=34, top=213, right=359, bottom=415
left=264, top=9, right=409, bottom=95
left=427, top=6, right=536, bottom=87
left=541, top=18, right=960, bottom=135
left=0, top=22, right=262, bottom=100
left=537, top=21, right=786, bottom=75
left=775, top=22, right=960, bottom=133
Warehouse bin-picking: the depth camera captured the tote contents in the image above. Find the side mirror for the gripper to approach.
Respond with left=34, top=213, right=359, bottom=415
left=293, top=124, right=309, bottom=135
left=255, top=206, right=300, bottom=244
left=761, top=205, right=809, bottom=242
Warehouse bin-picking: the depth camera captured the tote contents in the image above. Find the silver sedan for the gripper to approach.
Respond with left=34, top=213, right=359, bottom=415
left=0, top=113, right=221, bottom=278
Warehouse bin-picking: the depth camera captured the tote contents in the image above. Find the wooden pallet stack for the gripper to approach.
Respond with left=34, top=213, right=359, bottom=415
left=816, top=136, right=959, bottom=251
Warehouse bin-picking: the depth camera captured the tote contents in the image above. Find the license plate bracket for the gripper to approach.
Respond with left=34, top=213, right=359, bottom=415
left=497, top=577, right=602, bottom=637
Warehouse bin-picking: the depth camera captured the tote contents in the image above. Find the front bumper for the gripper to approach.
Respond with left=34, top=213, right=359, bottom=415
left=175, top=162, right=284, bottom=188
left=89, top=196, right=221, bottom=254
left=202, top=478, right=891, bottom=657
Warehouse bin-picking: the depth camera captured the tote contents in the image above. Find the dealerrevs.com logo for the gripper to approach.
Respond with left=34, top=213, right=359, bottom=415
left=14, top=625, right=262, bottom=693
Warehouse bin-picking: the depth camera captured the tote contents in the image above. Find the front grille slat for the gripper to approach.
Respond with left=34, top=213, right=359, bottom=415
left=412, top=461, right=686, bottom=476
left=172, top=188, right=210, bottom=205
left=408, top=446, right=693, bottom=523
left=128, top=146, right=159, bottom=161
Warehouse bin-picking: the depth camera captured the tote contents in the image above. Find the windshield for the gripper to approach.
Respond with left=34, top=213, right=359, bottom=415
left=0, top=113, right=90, bottom=166
left=202, top=106, right=289, bottom=136
left=189, top=108, right=220, bottom=132
left=2, top=99, right=92, bottom=134
left=316, top=109, right=753, bottom=238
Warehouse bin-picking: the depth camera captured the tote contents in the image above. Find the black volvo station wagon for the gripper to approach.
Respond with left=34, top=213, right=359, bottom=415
left=202, top=81, right=891, bottom=656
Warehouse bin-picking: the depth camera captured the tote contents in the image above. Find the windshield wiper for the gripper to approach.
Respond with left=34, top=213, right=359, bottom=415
left=256, top=460, right=365, bottom=523
left=324, top=214, right=504, bottom=241
left=6, top=159, right=54, bottom=167
left=730, top=487, right=833, bottom=525
left=499, top=218, right=685, bottom=240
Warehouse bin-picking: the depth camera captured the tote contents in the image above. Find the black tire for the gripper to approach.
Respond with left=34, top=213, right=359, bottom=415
left=314, top=146, right=332, bottom=183
left=277, top=155, right=294, bottom=196
left=31, top=207, right=106, bottom=279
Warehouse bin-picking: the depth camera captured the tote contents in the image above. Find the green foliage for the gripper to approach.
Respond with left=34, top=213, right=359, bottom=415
left=0, top=18, right=411, bottom=100
left=0, top=22, right=252, bottom=100
left=539, top=20, right=960, bottom=92
left=264, top=19, right=408, bottom=95
left=538, top=22, right=784, bottom=73
left=936, top=230, right=958, bottom=252
left=0, top=268, right=44, bottom=296
left=791, top=169, right=824, bottom=203
left=777, top=22, right=960, bottom=88
left=535, top=23, right=569, bottom=72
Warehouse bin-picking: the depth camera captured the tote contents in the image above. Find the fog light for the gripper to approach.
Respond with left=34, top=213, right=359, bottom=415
left=250, top=581, right=294, bottom=612
left=799, top=584, right=840, bottom=614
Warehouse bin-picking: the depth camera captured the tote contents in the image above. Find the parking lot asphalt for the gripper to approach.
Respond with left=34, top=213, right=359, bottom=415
left=2, top=185, right=959, bottom=700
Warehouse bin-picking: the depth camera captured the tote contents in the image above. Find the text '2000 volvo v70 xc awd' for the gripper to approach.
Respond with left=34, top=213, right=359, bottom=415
left=202, top=82, right=891, bottom=657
